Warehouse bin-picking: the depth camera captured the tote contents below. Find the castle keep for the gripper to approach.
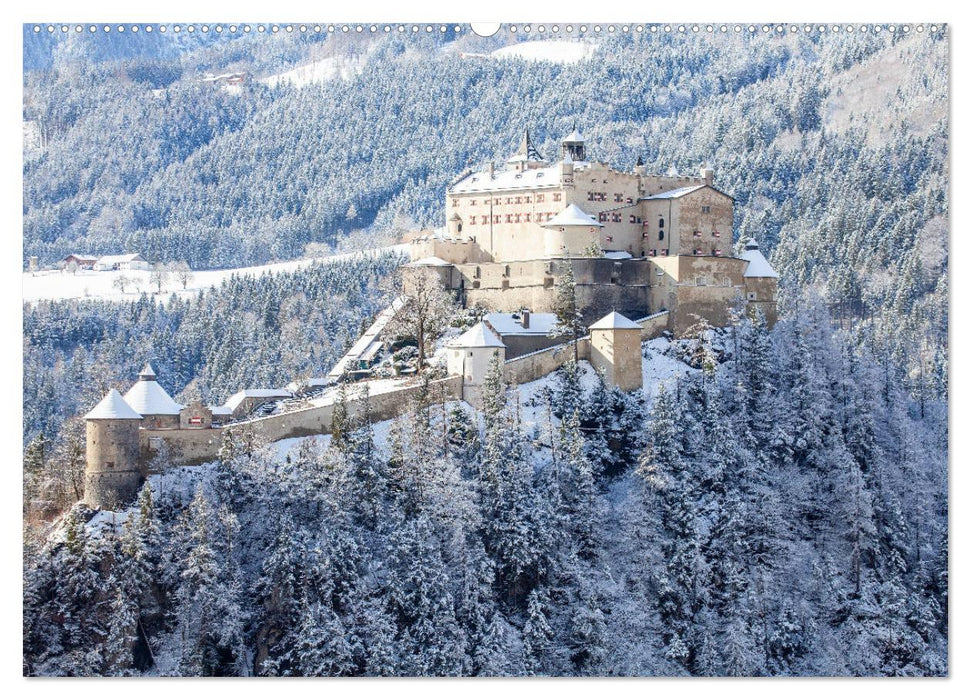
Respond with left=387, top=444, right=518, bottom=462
left=409, top=127, right=777, bottom=331
left=81, top=126, right=779, bottom=510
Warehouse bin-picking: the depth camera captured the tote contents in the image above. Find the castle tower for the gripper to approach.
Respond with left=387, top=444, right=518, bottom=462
left=561, top=122, right=586, bottom=162
left=589, top=311, right=643, bottom=392
left=447, top=321, right=506, bottom=408
left=739, top=238, right=779, bottom=327
left=700, top=161, right=714, bottom=186
left=123, top=363, right=183, bottom=430
left=541, top=203, right=603, bottom=256
left=83, top=389, right=143, bottom=510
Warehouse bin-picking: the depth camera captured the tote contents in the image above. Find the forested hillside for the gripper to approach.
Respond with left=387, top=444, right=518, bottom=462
left=23, top=27, right=948, bottom=388
left=23, top=306, right=948, bottom=676
left=22, top=26, right=948, bottom=677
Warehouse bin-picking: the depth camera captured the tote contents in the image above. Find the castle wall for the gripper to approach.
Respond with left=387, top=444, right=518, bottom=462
left=85, top=419, right=142, bottom=509
left=138, top=377, right=464, bottom=468
left=503, top=338, right=591, bottom=386
left=455, top=257, right=653, bottom=324
left=635, top=310, right=671, bottom=340
left=744, top=277, right=779, bottom=326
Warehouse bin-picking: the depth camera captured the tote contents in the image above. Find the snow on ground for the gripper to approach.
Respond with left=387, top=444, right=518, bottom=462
left=22, top=245, right=407, bottom=304
left=260, top=53, right=368, bottom=88
left=641, top=337, right=697, bottom=406
left=491, top=40, right=598, bottom=64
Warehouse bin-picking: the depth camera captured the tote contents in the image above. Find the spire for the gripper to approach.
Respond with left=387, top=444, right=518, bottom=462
left=139, top=363, right=157, bottom=381
left=636, top=155, right=644, bottom=167
left=520, top=127, right=544, bottom=162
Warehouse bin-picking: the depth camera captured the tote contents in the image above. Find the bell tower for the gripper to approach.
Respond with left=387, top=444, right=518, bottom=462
left=561, top=121, right=586, bottom=162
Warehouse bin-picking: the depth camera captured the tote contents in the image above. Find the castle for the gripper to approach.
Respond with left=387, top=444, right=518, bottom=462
left=81, top=126, right=779, bottom=510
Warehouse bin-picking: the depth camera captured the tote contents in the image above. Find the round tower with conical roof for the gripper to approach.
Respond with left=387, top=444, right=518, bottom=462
left=83, top=388, right=143, bottom=509
left=124, top=363, right=182, bottom=430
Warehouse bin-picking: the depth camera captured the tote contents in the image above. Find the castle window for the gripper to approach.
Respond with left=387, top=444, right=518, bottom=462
left=662, top=249, right=669, bottom=255
left=470, top=215, right=476, bottom=225
left=106, top=461, right=114, bottom=469
left=505, top=214, right=512, bottom=223
left=714, top=249, right=723, bottom=256
left=702, top=205, right=711, bottom=214
left=514, top=213, right=521, bottom=223
left=471, top=199, right=476, bottom=206
left=614, top=193, right=623, bottom=202
left=588, top=192, right=595, bottom=201
left=712, top=230, right=721, bottom=237
left=659, top=217, right=665, bottom=228
left=747, top=291, right=757, bottom=301
left=629, top=215, right=637, bottom=223
left=627, top=197, right=634, bottom=204
left=525, top=213, right=531, bottom=222
left=515, top=196, right=522, bottom=204
left=599, top=212, right=607, bottom=222
left=659, top=231, right=665, bottom=241
left=525, top=196, right=531, bottom=203
left=457, top=223, right=463, bottom=233
left=553, top=193, right=562, bottom=202
left=452, top=198, right=458, bottom=207
left=504, top=265, right=510, bottom=276
left=537, top=194, right=545, bottom=203
left=642, top=231, right=650, bottom=239
left=693, top=230, right=701, bottom=237
left=474, top=266, right=481, bottom=278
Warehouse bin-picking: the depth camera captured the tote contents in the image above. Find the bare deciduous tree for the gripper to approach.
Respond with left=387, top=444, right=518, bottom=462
left=384, top=268, right=458, bottom=371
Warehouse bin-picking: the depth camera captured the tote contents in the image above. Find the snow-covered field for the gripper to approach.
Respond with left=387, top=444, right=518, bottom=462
left=260, top=53, right=368, bottom=88
left=491, top=40, right=598, bottom=64
left=22, top=245, right=407, bottom=304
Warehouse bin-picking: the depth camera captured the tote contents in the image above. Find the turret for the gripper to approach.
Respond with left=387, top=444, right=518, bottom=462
left=447, top=321, right=506, bottom=408
left=123, top=363, right=182, bottom=430
left=541, top=203, right=603, bottom=256
left=589, top=312, right=643, bottom=392
left=83, top=389, right=143, bottom=510
left=634, top=155, right=646, bottom=176
left=561, top=122, right=586, bottom=162
left=700, top=162, right=714, bottom=186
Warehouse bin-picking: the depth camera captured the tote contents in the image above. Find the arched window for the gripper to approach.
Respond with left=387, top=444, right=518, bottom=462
left=659, top=230, right=665, bottom=241
left=659, top=217, right=665, bottom=228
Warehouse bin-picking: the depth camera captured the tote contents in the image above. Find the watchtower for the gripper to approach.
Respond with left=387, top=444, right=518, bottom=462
left=83, top=389, right=143, bottom=510
left=589, top=311, right=644, bottom=392
left=447, top=321, right=506, bottom=408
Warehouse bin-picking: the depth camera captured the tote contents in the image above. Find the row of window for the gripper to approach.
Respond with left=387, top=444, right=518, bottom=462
left=454, top=193, right=562, bottom=207
left=468, top=212, right=557, bottom=225
left=588, top=192, right=634, bottom=203
left=643, top=230, right=665, bottom=240
left=692, top=230, right=722, bottom=237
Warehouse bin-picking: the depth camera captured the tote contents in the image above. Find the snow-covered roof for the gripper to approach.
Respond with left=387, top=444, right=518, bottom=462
left=450, top=163, right=561, bottom=193
left=138, top=363, right=156, bottom=379
left=85, top=389, right=142, bottom=420
left=604, top=251, right=633, bottom=260
left=124, top=374, right=183, bottom=416
left=542, top=203, right=603, bottom=228
left=210, top=405, right=233, bottom=416
left=739, top=240, right=779, bottom=278
left=64, top=253, right=98, bottom=261
left=564, top=128, right=584, bottom=142
left=406, top=256, right=452, bottom=267
left=447, top=322, right=506, bottom=349
left=589, top=311, right=642, bottom=330
left=224, top=388, right=293, bottom=411
left=96, top=253, right=145, bottom=265
left=484, top=312, right=559, bottom=336
left=641, top=184, right=707, bottom=200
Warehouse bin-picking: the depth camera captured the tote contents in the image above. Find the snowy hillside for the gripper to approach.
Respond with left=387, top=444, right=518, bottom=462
left=491, top=40, right=597, bottom=64
left=21, top=245, right=406, bottom=304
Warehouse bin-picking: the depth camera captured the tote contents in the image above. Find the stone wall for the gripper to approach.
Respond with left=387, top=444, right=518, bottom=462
left=503, top=338, right=591, bottom=386
left=138, top=376, right=464, bottom=468
left=635, top=310, right=671, bottom=339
